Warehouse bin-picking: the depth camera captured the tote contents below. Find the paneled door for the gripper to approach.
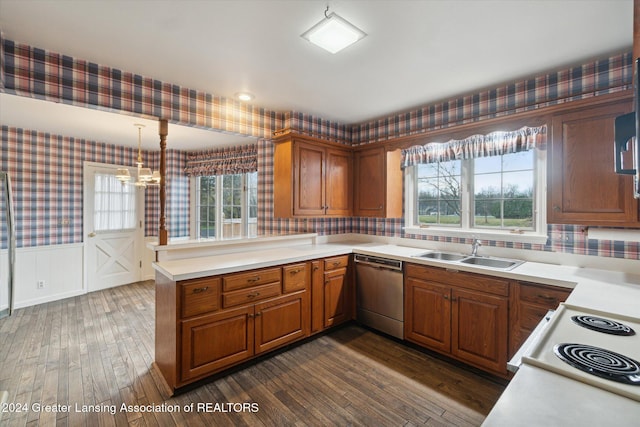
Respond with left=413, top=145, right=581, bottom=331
left=83, top=162, right=143, bottom=292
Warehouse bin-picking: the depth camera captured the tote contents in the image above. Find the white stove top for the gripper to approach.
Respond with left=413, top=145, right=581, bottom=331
left=522, top=303, right=640, bottom=402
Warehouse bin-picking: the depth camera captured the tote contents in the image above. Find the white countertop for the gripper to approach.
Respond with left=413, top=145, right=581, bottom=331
left=152, top=238, right=640, bottom=425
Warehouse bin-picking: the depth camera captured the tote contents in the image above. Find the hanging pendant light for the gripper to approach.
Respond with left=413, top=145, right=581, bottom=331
left=116, top=123, right=161, bottom=188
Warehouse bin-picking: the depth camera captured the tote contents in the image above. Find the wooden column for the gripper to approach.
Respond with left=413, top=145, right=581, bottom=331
left=635, top=0, right=640, bottom=65
left=159, top=119, right=168, bottom=246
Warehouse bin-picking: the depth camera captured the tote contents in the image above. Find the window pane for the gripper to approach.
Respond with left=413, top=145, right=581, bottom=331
left=474, top=174, right=502, bottom=199
left=474, top=156, right=502, bottom=174
left=415, top=160, right=461, bottom=227
left=94, top=173, right=136, bottom=231
left=473, top=151, right=535, bottom=230
left=503, top=150, right=533, bottom=172
left=503, top=171, right=533, bottom=197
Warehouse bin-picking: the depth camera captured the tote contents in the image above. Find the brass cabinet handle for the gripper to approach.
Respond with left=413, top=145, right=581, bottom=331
left=313, top=266, right=319, bottom=271
left=255, top=312, right=262, bottom=317
left=247, top=292, right=260, bottom=299
left=192, top=286, right=209, bottom=294
left=289, top=269, right=302, bottom=274
left=443, top=295, right=449, bottom=300
left=247, top=276, right=261, bottom=283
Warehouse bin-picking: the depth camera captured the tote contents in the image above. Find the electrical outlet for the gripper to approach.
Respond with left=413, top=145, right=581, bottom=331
left=37, top=280, right=45, bottom=289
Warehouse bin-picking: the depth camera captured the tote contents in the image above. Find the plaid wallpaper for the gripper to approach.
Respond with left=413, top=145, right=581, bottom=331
left=350, top=52, right=633, bottom=144
left=0, top=37, right=284, bottom=140
left=1, top=34, right=638, bottom=260
left=0, top=126, right=188, bottom=248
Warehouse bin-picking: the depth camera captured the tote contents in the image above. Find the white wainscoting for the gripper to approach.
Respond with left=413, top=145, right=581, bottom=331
left=2, top=240, right=157, bottom=309
left=11, top=243, right=84, bottom=309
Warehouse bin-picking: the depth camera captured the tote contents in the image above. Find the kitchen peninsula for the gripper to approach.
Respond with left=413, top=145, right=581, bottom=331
left=150, top=233, right=640, bottom=426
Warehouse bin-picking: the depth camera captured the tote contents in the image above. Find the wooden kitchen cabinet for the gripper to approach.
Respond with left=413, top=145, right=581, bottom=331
left=548, top=97, right=638, bottom=226
left=156, top=261, right=313, bottom=392
left=405, top=263, right=509, bottom=376
left=508, top=281, right=571, bottom=358
left=353, top=146, right=403, bottom=218
left=323, top=255, right=352, bottom=328
left=273, top=133, right=352, bottom=217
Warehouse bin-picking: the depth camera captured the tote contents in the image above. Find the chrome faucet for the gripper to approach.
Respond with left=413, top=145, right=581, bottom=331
left=471, top=237, right=482, bottom=256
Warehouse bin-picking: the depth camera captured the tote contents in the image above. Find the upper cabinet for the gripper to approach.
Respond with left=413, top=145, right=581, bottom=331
left=273, top=133, right=352, bottom=218
left=548, top=97, right=639, bottom=226
left=353, top=146, right=403, bottom=218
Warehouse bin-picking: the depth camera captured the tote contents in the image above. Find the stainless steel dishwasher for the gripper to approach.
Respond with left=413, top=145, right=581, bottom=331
left=354, top=254, right=404, bottom=339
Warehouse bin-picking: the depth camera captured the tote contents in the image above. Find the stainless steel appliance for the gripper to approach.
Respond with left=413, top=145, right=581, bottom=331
left=520, top=303, right=640, bottom=402
left=0, top=171, right=15, bottom=319
left=354, top=254, right=404, bottom=339
left=614, top=57, right=640, bottom=198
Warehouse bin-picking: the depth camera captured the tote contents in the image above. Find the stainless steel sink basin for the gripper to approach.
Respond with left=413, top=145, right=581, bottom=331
left=414, top=251, right=467, bottom=261
left=459, top=256, right=523, bottom=270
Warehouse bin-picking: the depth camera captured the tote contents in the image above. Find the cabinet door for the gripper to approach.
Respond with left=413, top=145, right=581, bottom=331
left=294, top=141, right=325, bottom=216
left=354, top=147, right=385, bottom=216
left=324, top=267, right=349, bottom=328
left=325, top=148, right=352, bottom=216
left=180, top=306, right=254, bottom=382
left=451, top=288, right=508, bottom=374
left=549, top=100, right=637, bottom=225
left=254, top=291, right=310, bottom=354
left=404, top=277, right=451, bottom=353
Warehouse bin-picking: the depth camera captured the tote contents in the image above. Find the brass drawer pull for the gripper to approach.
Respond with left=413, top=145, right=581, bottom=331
left=289, top=269, right=302, bottom=274
left=247, top=276, right=261, bottom=283
left=332, top=262, right=341, bottom=267
left=247, top=292, right=261, bottom=299
left=192, top=287, right=209, bottom=294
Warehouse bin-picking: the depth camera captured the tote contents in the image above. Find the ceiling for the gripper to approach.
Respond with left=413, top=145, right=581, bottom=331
left=0, top=0, right=633, bottom=150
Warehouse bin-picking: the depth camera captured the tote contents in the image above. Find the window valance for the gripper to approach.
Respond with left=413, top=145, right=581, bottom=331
left=184, top=144, right=258, bottom=176
left=401, top=125, right=546, bottom=168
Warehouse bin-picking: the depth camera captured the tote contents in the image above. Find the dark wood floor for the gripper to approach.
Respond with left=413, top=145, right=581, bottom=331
left=0, top=281, right=506, bottom=426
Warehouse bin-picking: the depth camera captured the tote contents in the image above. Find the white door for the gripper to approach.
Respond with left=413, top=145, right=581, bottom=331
left=84, top=162, right=143, bottom=292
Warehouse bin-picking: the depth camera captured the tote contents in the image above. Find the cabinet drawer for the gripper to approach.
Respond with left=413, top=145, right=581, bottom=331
left=520, top=304, right=552, bottom=331
left=405, top=263, right=508, bottom=296
left=181, top=277, right=221, bottom=318
left=519, top=283, right=571, bottom=307
left=324, top=255, right=349, bottom=271
left=223, top=268, right=282, bottom=292
left=222, top=282, right=282, bottom=308
left=283, top=263, right=308, bottom=293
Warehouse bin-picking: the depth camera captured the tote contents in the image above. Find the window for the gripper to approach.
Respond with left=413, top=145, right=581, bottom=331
left=94, top=173, right=136, bottom=231
left=416, top=160, right=462, bottom=226
left=194, top=172, right=257, bottom=239
left=404, top=126, right=546, bottom=243
left=473, top=151, right=535, bottom=230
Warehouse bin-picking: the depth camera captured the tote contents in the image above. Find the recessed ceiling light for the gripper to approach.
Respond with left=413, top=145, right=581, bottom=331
left=235, top=92, right=254, bottom=102
left=301, top=9, right=366, bottom=54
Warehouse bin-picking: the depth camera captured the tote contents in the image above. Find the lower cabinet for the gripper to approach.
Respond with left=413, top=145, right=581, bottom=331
left=508, top=281, right=571, bottom=358
left=156, top=256, right=350, bottom=392
left=323, top=255, right=352, bottom=328
left=405, top=263, right=509, bottom=376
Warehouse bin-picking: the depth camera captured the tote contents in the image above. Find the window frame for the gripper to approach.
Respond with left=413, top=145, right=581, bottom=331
left=190, top=171, right=258, bottom=240
left=404, top=148, right=548, bottom=244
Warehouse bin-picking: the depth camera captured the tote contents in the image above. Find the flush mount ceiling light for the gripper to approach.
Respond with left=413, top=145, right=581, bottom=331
left=235, top=92, right=254, bottom=102
left=301, top=6, right=366, bottom=54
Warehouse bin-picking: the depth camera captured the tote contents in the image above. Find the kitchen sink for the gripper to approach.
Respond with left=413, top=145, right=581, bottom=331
left=414, top=251, right=468, bottom=261
left=413, top=251, right=524, bottom=270
left=459, top=256, right=523, bottom=270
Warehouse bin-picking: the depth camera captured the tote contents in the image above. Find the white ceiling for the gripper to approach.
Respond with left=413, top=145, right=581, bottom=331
left=0, top=0, right=633, bottom=149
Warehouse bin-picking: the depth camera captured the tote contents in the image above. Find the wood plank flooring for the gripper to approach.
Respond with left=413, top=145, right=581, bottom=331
left=0, top=281, right=506, bottom=426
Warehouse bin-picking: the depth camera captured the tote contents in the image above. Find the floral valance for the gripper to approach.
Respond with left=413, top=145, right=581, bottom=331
left=401, top=125, right=546, bottom=168
left=184, top=144, right=258, bottom=176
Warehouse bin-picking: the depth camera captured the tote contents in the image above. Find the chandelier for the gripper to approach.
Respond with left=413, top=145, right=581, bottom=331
left=116, top=124, right=160, bottom=187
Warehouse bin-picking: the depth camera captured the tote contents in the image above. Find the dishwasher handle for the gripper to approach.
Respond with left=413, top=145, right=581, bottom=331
left=354, top=254, right=403, bottom=271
